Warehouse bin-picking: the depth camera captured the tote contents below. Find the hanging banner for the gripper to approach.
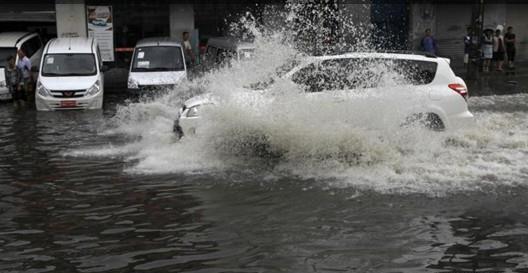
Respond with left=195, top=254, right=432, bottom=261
left=86, top=5, right=114, bottom=62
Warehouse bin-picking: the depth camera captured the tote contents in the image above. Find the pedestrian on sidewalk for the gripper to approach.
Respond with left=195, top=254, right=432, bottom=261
left=481, top=29, right=493, bottom=73
left=4, top=56, right=25, bottom=107
left=421, top=28, right=438, bottom=55
left=493, top=28, right=506, bottom=72
left=504, top=26, right=516, bottom=69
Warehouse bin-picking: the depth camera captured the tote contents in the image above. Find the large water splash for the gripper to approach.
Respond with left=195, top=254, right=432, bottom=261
left=69, top=6, right=528, bottom=195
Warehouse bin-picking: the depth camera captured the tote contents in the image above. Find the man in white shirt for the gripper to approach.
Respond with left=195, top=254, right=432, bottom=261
left=182, top=31, right=195, bottom=67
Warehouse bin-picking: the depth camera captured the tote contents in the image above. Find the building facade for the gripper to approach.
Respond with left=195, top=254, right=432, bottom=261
left=1, top=0, right=526, bottom=66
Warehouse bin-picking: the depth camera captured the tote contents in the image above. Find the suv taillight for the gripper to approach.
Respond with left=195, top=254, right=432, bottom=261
left=448, top=83, right=468, bottom=101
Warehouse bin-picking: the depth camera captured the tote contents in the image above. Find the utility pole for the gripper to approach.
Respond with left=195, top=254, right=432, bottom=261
left=467, top=0, right=485, bottom=80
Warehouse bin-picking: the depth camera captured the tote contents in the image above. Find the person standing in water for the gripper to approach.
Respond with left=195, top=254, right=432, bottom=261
left=182, top=31, right=195, bottom=67
left=5, top=56, right=24, bottom=107
left=504, top=26, right=516, bottom=69
left=16, top=49, right=33, bottom=102
left=493, top=28, right=506, bottom=72
left=481, top=29, right=493, bottom=73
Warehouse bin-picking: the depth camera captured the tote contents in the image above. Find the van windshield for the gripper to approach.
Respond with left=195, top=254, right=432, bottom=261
left=0, top=47, right=17, bottom=68
left=42, top=54, right=97, bottom=76
left=132, top=46, right=184, bottom=72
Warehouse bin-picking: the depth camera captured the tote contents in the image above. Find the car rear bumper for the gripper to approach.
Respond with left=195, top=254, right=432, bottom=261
left=446, top=110, right=475, bottom=130
left=35, top=91, right=103, bottom=111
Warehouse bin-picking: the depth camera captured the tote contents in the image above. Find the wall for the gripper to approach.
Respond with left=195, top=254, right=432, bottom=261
left=435, top=3, right=472, bottom=66
left=55, top=0, right=87, bottom=38
left=409, top=2, right=436, bottom=50
left=169, top=4, right=195, bottom=42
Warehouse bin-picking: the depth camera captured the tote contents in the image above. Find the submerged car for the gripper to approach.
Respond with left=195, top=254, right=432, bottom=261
left=35, top=37, right=105, bottom=111
left=173, top=52, right=474, bottom=138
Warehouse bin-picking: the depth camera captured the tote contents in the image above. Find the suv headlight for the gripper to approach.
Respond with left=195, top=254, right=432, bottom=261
left=37, top=81, right=51, bottom=97
left=85, top=80, right=101, bottom=96
left=128, top=78, right=138, bottom=89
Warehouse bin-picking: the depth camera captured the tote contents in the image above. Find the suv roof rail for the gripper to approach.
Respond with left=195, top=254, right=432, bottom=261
left=376, top=50, right=437, bottom=58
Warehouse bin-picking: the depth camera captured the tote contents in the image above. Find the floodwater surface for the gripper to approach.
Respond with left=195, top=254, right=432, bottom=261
left=1, top=92, right=528, bottom=272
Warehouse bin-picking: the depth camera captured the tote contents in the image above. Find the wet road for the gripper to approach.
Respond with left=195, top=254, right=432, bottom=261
left=1, top=93, right=528, bottom=273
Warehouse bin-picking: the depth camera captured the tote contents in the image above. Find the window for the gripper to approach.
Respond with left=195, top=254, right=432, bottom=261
left=21, top=36, right=42, bottom=57
left=131, top=46, right=184, bottom=72
left=42, top=54, right=97, bottom=76
left=291, top=58, right=438, bottom=92
left=0, top=47, right=17, bottom=68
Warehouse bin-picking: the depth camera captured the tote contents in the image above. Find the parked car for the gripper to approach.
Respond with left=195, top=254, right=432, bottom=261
left=202, top=37, right=255, bottom=68
left=35, top=37, right=105, bottom=111
left=127, top=37, right=187, bottom=92
left=174, top=52, right=474, bottom=138
left=0, top=32, right=43, bottom=100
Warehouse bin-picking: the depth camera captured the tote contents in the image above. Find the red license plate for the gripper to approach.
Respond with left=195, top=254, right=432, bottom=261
left=60, top=100, right=77, bottom=108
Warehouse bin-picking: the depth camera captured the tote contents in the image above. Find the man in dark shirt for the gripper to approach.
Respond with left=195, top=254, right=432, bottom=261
left=504, top=26, right=516, bottom=68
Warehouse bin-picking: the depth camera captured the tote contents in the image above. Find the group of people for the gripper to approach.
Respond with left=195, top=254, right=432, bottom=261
left=422, top=26, right=517, bottom=73
left=479, top=26, right=516, bottom=72
left=4, top=49, right=33, bottom=107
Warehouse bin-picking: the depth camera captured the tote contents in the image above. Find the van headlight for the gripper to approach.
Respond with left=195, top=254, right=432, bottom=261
left=85, top=80, right=101, bottom=96
left=128, top=78, right=138, bottom=89
left=186, top=105, right=200, bottom=118
left=36, top=81, right=51, bottom=97
left=0, top=80, right=6, bottom=88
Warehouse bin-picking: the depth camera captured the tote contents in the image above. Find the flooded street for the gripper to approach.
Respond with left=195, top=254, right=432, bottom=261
left=1, top=93, right=528, bottom=272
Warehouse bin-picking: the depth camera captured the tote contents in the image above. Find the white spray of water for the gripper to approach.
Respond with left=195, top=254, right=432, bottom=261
left=69, top=8, right=528, bottom=195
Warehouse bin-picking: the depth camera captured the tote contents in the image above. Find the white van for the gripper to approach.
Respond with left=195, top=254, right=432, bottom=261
left=35, top=37, right=104, bottom=111
left=0, top=32, right=43, bottom=100
left=127, top=37, right=187, bottom=91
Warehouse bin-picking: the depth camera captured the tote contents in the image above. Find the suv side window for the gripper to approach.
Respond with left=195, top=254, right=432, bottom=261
left=21, top=36, right=42, bottom=58
left=292, top=58, right=439, bottom=92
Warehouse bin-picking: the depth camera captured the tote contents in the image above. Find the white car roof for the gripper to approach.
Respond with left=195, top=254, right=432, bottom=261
left=208, top=37, right=254, bottom=51
left=45, top=37, right=95, bottom=54
left=307, top=52, right=441, bottom=63
left=0, top=32, right=36, bottom=48
left=135, top=37, right=182, bottom=48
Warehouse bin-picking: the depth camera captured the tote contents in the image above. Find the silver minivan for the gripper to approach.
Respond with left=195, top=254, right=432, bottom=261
left=203, top=37, right=255, bottom=68
left=127, top=37, right=187, bottom=91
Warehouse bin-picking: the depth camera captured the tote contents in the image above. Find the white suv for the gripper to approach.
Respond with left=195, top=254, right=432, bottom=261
left=0, top=32, right=43, bottom=100
left=174, top=52, right=474, bottom=137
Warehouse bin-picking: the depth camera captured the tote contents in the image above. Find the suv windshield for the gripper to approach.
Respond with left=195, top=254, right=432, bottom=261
left=42, top=54, right=97, bottom=76
left=0, top=47, right=17, bottom=68
left=132, top=46, right=184, bottom=72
